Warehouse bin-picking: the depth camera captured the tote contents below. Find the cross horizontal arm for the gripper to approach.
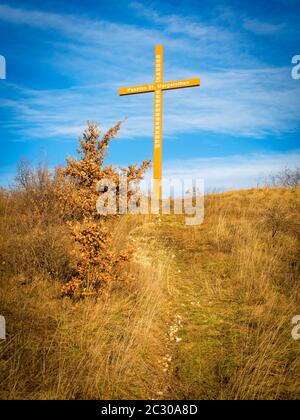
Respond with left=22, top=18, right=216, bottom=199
left=119, top=78, right=200, bottom=96
left=119, top=84, right=155, bottom=96
left=159, top=78, right=200, bottom=91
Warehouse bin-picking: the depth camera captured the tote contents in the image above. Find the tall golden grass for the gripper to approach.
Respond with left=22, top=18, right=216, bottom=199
left=162, top=187, right=300, bottom=400
left=1, top=184, right=299, bottom=399
left=0, top=127, right=299, bottom=400
left=0, top=192, right=169, bottom=398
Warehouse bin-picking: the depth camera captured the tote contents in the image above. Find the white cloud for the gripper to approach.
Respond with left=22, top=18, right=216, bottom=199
left=0, top=165, right=17, bottom=188
left=0, top=3, right=299, bottom=143
left=243, top=18, right=284, bottom=35
left=1, top=150, right=298, bottom=191
left=163, top=151, right=300, bottom=191
left=2, top=63, right=299, bottom=142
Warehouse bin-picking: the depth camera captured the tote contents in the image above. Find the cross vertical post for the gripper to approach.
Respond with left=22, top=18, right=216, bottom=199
left=154, top=45, right=163, bottom=202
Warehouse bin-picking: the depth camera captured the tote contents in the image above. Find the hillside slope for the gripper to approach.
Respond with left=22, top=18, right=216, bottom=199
left=131, top=187, right=300, bottom=399
left=0, top=187, right=299, bottom=399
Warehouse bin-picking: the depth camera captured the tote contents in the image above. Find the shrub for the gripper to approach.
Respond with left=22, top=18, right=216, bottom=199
left=269, top=168, right=300, bottom=188
left=58, top=121, right=150, bottom=298
left=15, top=159, right=62, bottom=225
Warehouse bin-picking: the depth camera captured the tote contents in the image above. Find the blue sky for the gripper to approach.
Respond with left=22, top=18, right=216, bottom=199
left=0, top=0, right=299, bottom=190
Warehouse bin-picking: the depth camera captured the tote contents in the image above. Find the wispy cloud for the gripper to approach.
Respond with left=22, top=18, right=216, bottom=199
left=2, top=63, right=299, bottom=142
left=0, top=3, right=183, bottom=63
left=1, top=149, right=298, bottom=191
left=130, top=1, right=231, bottom=40
left=0, top=2, right=299, bottom=144
left=164, top=151, right=300, bottom=191
left=243, top=18, right=285, bottom=35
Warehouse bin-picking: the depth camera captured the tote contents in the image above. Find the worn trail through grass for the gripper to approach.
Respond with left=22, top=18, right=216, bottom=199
left=132, top=216, right=232, bottom=399
left=131, top=189, right=300, bottom=400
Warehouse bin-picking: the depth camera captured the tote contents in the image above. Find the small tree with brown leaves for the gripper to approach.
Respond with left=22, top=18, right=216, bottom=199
left=59, top=121, right=150, bottom=298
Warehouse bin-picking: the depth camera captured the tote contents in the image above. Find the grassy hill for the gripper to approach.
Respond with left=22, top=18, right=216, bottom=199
left=0, top=186, right=299, bottom=399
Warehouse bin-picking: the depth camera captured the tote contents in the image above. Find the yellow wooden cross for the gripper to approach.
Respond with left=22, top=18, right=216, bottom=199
left=119, top=45, right=200, bottom=202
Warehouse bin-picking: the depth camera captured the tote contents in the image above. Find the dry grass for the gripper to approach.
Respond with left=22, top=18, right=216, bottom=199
left=0, top=190, right=169, bottom=399
left=0, top=186, right=299, bottom=399
left=156, top=187, right=300, bottom=400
